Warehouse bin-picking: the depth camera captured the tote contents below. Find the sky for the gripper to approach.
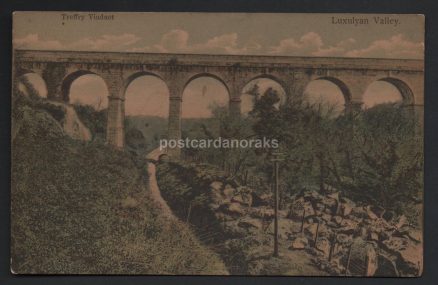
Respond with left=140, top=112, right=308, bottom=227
left=14, top=12, right=424, bottom=117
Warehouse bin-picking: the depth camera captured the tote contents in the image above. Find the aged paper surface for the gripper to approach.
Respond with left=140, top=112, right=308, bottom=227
left=11, top=12, right=424, bottom=276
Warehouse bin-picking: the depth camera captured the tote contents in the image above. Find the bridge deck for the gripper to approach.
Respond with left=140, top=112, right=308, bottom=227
left=14, top=49, right=423, bottom=71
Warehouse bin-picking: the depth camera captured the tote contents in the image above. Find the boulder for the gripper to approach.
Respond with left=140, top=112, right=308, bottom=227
left=382, top=237, right=422, bottom=276
left=368, top=231, right=379, bottom=242
left=394, top=215, right=407, bottom=230
left=351, top=206, right=368, bottom=219
left=222, top=202, right=245, bottom=216
left=315, top=237, right=331, bottom=258
left=320, top=196, right=338, bottom=214
left=365, top=205, right=379, bottom=220
left=332, top=215, right=343, bottom=225
left=321, top=213, right=332, bottom=223
left=251, top=192, right=270, bottom=207
left=338, top=202, right=353, bottom=217
left=370, top=205, right=386, bottom=218
left=304, top=202, right=316, bottom=218
left=210, top=181, right=223, bottom=192
left=336, top=233, right=353, bottom=245
left=290, top=236, right=308, bottom=249
left=238, top=217, right=262, bottom=230
left=223, top=184, right=235, bottom=200
left=249, top=206, right=274, bottom=219
left=338, top=219, right=359, bottom=235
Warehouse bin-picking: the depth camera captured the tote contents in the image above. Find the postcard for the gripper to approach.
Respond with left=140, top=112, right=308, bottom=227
left=11, top=12, right=424, bottom=276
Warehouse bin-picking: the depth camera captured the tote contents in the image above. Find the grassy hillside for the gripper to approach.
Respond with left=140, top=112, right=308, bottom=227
left=11, top=100, right=227, bottom=274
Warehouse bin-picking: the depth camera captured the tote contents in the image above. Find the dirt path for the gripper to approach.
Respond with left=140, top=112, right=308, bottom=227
left=145, top=148, right=176, bottom=220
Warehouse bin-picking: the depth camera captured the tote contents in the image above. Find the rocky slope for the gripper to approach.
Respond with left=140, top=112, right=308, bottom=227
left=156, top=161, right=422, bottom=276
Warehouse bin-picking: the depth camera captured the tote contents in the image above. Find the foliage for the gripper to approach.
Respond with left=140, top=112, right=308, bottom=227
left=11, top=93, right=227, bottom=274
left=73, top=103, right=107, bottom=141
left=180, top=84, right=423, bottom=221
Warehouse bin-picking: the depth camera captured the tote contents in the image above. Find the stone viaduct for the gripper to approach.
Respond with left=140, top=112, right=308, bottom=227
left=13, top=49, right=424, bottom=150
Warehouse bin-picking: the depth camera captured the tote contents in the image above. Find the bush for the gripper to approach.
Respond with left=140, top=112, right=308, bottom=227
left=11, top=98, right=227, bottom=274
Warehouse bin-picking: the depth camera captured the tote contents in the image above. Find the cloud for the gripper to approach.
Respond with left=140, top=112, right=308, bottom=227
left=268, top=32, right=358, bottom=57
left=14, top=31, right=423, bottom=59
left=70, top=33, right=141, bottom=50
left=313, top=38, right=356, bottom=56
left=269, top=32, right=323, bottom=55
left=14, top=33, right=141, bottom=51
left=344, top=34, right=424, bottom=59
left=13, top=34, right=63, bottom=49
left=134, top=29, right=261, bottom=54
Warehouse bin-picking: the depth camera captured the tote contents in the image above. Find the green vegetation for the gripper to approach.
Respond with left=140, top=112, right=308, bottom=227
left=11, top=85, right=227, bottom=274
left=73, top=104, right=107, bottom=142
left=180, top=86, right=423, bottom=224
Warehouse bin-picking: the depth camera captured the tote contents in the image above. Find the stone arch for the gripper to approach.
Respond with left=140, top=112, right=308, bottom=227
left=122, top=71, right=169, bottom=99
left=61, top=70, right=108, bottom=103
left=182, top=73, right=231, bottom=99
left=242, top=74, right=288, bottom=97
left=310, top=76, right=352, bottom=105
left=375, top=77, right=415, bottom=105
left=240, top=75, right=288, bottom=115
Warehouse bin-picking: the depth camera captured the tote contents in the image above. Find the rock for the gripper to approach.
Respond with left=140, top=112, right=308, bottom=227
left=249, top=206, right=274, bottom=219
left=304, top=202, right=316, bottom=218
left=394, top=215, right=407, bottom=230
left=378, top=230, right=391, bottom=242
left=304, top=190, right=322, bottom=202
left=338, top=219, right=359, bottom=235
left=321, top=213, right=332, bottom=223
left=210, top=181, right=223, bottom=192
left=368, top=231, right=379, bottom=242
left=238, top=217, right=262, bottom=230
left=374, top=254, right=399, bottom=276
left=370, top=205, right=386, bottom=218
left=365, top=206, right=379, bottom=220
left=290, top=236, right=308, bottom=249
left=382, top=237, right=422, bottom=276
left=339, top=200, right=354, bottom=217
left=304, top=223, right=318, bottom=239
left=320, top=196, right=338, bottom=214
left=327, top=192, right=340, bottom=201
left=231, top=193, right=252, bottom=207
left=382, top=210, right=396, bottom=222
left=347, top=237, right=378, bottom=276
left=406, top=230, right=422, bottom=243
left=287, top=197, right=305, bottom=220
left=223, top=202, right=245, bottom=216
left=251, top=192, right=270, bottom=207
left=315, top=237, right=331, bottom=258
left=277, top=218, right=295, bottom=239
left=333, top=215, right=343, bottom=225
left=313, top=202, right=326, bottom=213
left=336, top=233, right=352, bottom=245
left=351, top=206, right=367, bottom=218
left=223, top=184, right=235, bottom=200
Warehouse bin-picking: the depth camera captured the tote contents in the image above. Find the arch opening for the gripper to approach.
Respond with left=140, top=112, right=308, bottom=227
left=124, top=74, right=170, bottom=153
left=362, top=79, right=409, bottom=109
left=182, top=76, right=230, bottom=119
left=16, top=72, right=48, bottom=98
left=62, top=71, right=109, bottom=110
left=241, top=77, right=287, bottom=116
left=303, top=77, right=350, bottom=116
left=181, top=76, right=230, bottom=139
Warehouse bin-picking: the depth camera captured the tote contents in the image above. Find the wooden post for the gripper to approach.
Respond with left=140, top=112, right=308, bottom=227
left=300, top=208, right=306, bottom=233
left=314, top=219, right=320, bottom=246
left=270, top=152, right=284, bottom=258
